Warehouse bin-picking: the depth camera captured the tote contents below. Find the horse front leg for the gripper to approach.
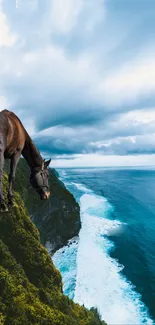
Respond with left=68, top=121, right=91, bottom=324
left=0, top=150, right=8, bottom=211
left=8, top=151, right=21, bottom=207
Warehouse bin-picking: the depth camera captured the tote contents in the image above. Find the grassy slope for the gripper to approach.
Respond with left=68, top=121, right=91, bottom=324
left=4, top=159, right=81, bottom=252
left=0, top=174, right=106, bottom=325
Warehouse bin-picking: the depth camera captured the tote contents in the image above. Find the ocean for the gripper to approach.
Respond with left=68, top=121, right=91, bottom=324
left=53, top=167, right=155, bottom=324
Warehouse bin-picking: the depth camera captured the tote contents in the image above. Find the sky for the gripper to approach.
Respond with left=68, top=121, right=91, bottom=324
left=0, top=0, right=155, bottom=167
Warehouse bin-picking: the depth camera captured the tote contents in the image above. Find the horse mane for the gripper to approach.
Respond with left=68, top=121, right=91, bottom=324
left=22, top=133, right=43, bottom=169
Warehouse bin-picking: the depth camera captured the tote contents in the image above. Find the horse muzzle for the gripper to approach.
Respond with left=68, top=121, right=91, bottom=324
left=41, top=191, right=50, bottom=200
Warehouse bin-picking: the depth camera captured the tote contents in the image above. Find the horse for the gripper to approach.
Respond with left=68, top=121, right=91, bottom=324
left=0, top=109, right=51, bottom=211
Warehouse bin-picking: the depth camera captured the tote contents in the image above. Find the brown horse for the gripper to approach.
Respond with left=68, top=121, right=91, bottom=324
left=0, top=109, right=51, bottom=211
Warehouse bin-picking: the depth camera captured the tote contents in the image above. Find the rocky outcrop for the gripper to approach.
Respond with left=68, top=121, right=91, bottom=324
left=5, top=159, right=81, bottom=253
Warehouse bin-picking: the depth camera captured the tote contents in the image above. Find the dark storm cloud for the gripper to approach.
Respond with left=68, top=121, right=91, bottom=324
left=35, top=136, right=83, bottom=156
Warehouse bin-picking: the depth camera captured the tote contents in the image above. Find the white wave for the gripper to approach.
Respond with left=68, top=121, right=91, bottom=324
left=74, top=192, right=153, bottom=325
left=63, top=181, right=72, bottom=186
left=53, top=176, right=153, bottom=324
left=57, top=170, right=68, bottom=181
left=53, top=237, right=79, bottom=299
left=71, top=182, right=92, bottom=193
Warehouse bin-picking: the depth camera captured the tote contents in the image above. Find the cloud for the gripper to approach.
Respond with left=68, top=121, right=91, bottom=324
left=0, top=43, right=105, bottom=130
left=16, top=0, right=20, bottom=9
left=90, top=134, right=155, bottom=155
left=50, top=0, right=105, bottom=37
left=30, top=107, right=155, bottom=160
left=15, top=0, right=38, bottom=11
left=101, top=53, right=155, bottom=107
left=52, top=153, right=155, bottom=168
left=0, top=95, right=9, bottom=109
left=0, top=11, right=16, bottom=47
left=0, top=0, right=155, bottom=166
left=50, top=0, right=83, bottom=34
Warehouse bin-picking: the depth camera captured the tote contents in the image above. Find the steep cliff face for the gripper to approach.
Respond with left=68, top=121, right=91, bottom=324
left=0, top=174, right=106, bottom=325
left=5, top=159, right=81, bottom=253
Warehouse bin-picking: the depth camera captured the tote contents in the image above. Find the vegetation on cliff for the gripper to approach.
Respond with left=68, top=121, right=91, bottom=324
left=4, top=159, right=81, bottom=253
left=0, top=171, right=106, bottom=325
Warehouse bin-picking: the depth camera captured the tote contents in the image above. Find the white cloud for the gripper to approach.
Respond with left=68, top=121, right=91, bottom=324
left=50, top=0, right=105, bottom=35
left=99, top=52, right=155, bottom=107
left=0, top=11, right=16, bottom=47
left=16, top=45, right=100, bottom=112
left=50, top=0, right=83, bottom=34
left=103, top=108, right=155, bottom=138
left=16, top=0, right=38, bottom=11
left=84, top=0, right=105, bottom=32
left=16, top=0, right=21, bottom=8
left=52, top=153, right=155, bottom=168
left=90, top=133, right=155, bottom=156
left=120, top=109, right=155, bottom=125
left=0, top=0, right=155, bottom=166
left=22, top=117, right=36, bottom=136
left=0, top=95, right=9, bottom=109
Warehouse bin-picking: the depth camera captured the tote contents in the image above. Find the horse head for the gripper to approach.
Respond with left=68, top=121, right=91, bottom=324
left=30, top=159, right=51, bottom=200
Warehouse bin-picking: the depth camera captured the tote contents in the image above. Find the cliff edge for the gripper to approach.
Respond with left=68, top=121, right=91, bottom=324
left=5, top=159, right=80, bottom=253
left=0, top=173, right=106, bottom=325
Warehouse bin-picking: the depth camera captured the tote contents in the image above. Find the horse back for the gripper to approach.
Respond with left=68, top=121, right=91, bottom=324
left=0, top=110, right=26, bottom=157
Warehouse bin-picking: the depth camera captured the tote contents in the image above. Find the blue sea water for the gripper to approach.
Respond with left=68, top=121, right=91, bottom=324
left=53, top=168, right=155, bottom=324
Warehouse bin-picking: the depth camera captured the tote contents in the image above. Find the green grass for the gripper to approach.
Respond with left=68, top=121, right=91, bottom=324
left=4, top=159, right=81, bottom=252
left=0, top=172, right=106, bottom=325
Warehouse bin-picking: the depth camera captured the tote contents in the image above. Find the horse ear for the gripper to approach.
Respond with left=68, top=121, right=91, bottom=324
left=44, top=159, right=51, bottom=169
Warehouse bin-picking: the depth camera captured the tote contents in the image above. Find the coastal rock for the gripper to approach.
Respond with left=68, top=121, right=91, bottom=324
left=5, top=159, right=81, bottom=253
left=0, top=173, right=106, bottom=325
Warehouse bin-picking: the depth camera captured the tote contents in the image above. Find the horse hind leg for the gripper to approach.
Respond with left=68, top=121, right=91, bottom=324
left=0, top=147, right=8, bottom=212
left=0, top=173, right=8, bottom=212
left=8, top=151, right=21, bottom=208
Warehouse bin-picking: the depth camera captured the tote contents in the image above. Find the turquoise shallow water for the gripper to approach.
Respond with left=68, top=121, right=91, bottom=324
left=53, top=168, right=155, bottom=324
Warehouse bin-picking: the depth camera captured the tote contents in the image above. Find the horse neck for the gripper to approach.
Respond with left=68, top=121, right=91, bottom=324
left=22, top=134, right=43, bottom=171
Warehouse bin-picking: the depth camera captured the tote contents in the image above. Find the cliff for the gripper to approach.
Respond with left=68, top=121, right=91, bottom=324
left=4, top=159, right=81, bottom=253
left=0, top=173, right=106, bottom=325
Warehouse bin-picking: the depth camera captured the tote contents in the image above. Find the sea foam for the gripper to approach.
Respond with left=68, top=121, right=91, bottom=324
left=53, top=238, right=78, bottom=299
left=74, top=191, right=153, bottom=324
left=54, top=173, right=153, bottom=324
left=71, top=182, right=93, bottom=193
